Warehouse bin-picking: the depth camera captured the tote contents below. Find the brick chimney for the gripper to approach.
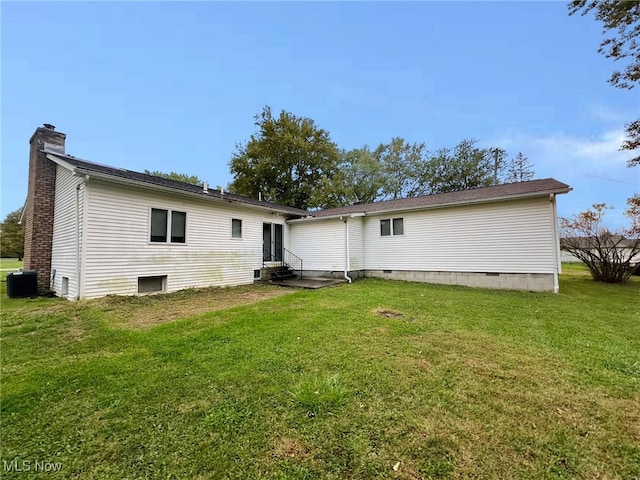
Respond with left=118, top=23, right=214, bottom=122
left=23, top=124, right=66, bottom=294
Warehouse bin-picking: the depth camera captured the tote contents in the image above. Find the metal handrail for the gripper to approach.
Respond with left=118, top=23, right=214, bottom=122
left=262, top=248, right=303, bottom=279
left=283, top=248, right=303, bottom=279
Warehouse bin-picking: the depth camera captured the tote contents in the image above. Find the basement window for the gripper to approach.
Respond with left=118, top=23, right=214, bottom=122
left=150, top=208, right=186, bottom=243
left=138, top=275, right=166, bottom=294
left=61, top=277, right=69, bottom=296
left=381, top=218, right=404, bottom=236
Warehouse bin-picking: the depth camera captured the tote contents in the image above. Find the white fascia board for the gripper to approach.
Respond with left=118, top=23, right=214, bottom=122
left=18, top=197, right=28, bottom=224
left=287, top=212, right=366, bottom=224
left=46, top=153, right=77, bottom=173
left=287, top=214, right=352, bottom=224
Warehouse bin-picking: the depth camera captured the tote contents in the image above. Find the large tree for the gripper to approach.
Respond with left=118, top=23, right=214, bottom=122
left=376, top=138, right=429, bottom=199
left=144, top=170, right=203, bottom=185
left=1, top=208, right=25, bottom=259
left=335, top=147, right=386, bottom=205
left=228, top=106, right=341, bottom=210
left=569, top=0, right=640, bottom=166
left=425, top=139, right=499, bottom=194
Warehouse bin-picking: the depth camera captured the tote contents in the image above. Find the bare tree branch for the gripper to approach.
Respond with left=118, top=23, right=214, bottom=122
left=560, top=199, right=640, bottom=283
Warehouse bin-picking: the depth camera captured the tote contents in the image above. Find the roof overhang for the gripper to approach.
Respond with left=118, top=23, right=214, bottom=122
left=287, top=188, right=571, bottom=223
left=47, top=153, right=304, bottom=218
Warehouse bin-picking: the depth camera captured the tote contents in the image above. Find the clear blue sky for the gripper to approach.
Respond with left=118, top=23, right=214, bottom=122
left=2, top=1, right=638, bottom=227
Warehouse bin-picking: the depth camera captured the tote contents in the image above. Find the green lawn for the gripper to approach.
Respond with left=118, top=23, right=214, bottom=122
left=0, top=258, right=23, bottom=271
left=1, top=268, right=639, bottom=479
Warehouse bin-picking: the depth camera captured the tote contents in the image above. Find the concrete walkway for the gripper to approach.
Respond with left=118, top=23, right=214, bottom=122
left=270, top=277, right=347, bottom=289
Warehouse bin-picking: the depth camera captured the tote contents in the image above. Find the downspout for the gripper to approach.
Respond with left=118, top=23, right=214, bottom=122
left=75, top=174, right=88, bottom=300
left=549, top=194, right=560, bottom=294
left=75, top=183, right=81, bottom=300
left=341, top=217, right=352, bottom=284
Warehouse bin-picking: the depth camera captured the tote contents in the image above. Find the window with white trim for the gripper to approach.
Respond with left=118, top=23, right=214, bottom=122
left=231, top=218, right=242, bottom=239
left=150, top=208, right=186, bottom=243
left=380, top=217, right=404, bottom=236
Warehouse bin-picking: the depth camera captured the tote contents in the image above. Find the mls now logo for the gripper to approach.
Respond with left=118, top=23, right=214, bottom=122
left=3, top=459, right=63, bottom=472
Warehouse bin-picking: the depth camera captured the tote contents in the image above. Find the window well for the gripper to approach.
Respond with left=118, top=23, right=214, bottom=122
left=138, top=275, right=166, bottom=294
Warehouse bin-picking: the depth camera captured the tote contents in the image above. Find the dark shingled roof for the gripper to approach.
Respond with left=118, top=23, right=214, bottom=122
left=45, top=150, right=309, bottom=217
left=45, top=147, right=570, bottom=219
left=560, top=235, right=639, bottom=249
left=309, top=178, right=571, bottom=218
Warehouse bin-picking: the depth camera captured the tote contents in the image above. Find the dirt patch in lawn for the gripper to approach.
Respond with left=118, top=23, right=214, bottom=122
left=375, top=307, right=404, bottom=318
left=94, top=284, right=295, bottom=329
left=272, top=436, right=310, bottom=459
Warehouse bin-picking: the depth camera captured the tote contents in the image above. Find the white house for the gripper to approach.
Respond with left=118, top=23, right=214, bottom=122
left=559, top=236, right=640, bottom=266
left=289, top=181, right=570, bottom=292
left=22, top=124, right=571, bottom=299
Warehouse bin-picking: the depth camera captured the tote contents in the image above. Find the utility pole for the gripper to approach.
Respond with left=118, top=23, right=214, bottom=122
left=492, top=148, right=505, bottom=185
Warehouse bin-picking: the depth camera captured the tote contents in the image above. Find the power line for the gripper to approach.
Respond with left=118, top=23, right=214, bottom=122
left=577, top=172, right=639, bottom=186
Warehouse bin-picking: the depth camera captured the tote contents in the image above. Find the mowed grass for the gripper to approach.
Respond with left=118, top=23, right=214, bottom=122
left=1, top=267, right=638, bottom=479
left=0, top=258, right=23, bottom=271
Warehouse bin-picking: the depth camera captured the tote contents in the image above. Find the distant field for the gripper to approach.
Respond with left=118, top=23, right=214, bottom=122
left=1, top=265, right=638, bottom=479
left=0, top=258, right=23, bottom=270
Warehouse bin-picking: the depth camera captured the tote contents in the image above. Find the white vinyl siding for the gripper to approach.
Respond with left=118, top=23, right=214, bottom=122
left=348, top=217, right=365, bottom=270
left=288, top=219, right=344, bottom=271
left=288, top=217, right=364, bottom=273
left=56, top=170, right=561, bottom=298
left=80, top=180, right=287, bottom=299
left=560, top=250, right=582, bottom=263
left=363, top=197, right=556, bottom=274
left=51, top=166, right=83, bottom=299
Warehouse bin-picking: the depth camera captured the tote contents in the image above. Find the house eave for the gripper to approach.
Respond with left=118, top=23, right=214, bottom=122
left=46, top=153, right=303, bottom=217
left=287, top=188, right=571, bottom=223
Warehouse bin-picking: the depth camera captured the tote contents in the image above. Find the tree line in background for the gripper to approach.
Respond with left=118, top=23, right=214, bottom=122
left=0, top=108, right=535, bottom=258
left=0, top=208, right=24, bottom=259
left=143, top=170, right=203, bottom=185
left=228, top=106, right=534, bottom=211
